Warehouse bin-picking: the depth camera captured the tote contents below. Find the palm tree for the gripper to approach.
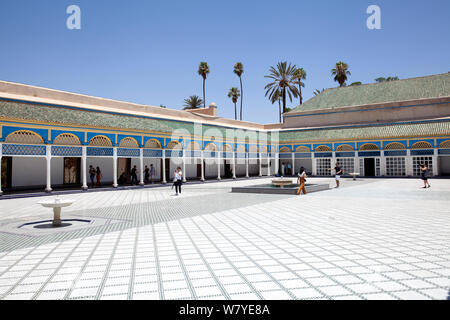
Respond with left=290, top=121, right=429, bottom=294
left=313, top=88, right=325, bottom=96
left=183, top=95, right=203, bottom=110
left=227, top=87, right=240, bottom=120
left=198, top=62, right=210, bottom=108
left=293, top=67, right=307, bottom=105
left=331, top=61, right=351, bottom=87
left=264, top=62, right=299, bottom=116
left=233, top=62, right=244, bottom=120
left=375, top=76, right=399, bottom=83
left=270, top=89, right=282, bottom=123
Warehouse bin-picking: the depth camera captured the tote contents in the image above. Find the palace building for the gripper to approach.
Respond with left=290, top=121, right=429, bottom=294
left=0, top=73, right=449, bottom=194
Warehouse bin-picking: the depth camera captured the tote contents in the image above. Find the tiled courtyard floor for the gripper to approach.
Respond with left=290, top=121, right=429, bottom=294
left=0, top=178, right=449, bottom=300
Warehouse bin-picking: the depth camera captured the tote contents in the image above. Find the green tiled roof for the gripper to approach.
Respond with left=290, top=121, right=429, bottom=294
left=0, top=100, right=260, bottom=137
left=280, top=119, right=450, bottom=142
left=290, top=73, right=450, bottom=113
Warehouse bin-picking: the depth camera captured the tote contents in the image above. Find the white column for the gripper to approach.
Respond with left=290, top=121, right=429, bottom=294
left=0, top=143, right=3, bottom=195
left=232, top=151, right=236, bottom=179
left=259, top=152, right=262, bottom=176
left=139, top=148, right=145, bottom=185
left=354, top=153, right=360, bottom=175
left=433, top=148, right=439, bottom=176
left=81, top=146, right=88, bottom=190
left=113, top=147, right=118, bottom=187
left=182, top=149, right=187, bottom=182
left=406, top=149, right=413, bottom=177
left=45, top=145, right=52, bottom=192
left=311, top=152, right=317, bottom=176
left=275, top=152, right=279, bottom=176
left=217, top=149, right=221, bottom=180
left=380, top=153, right=386, bottom=176
left=291, top=152, right=295, bottom=176
left=162, top=149, right=167, bottom=184
left=245, top=152, right=249, bottom=178
left=332, top=152, right=336, bottom=168
left=267, top=154, right=271, bottom=176
left=200, top=150, right=205, bottom=181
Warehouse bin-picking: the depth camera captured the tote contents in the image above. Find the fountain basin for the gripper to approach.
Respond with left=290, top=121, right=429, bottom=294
left=232, top=183, right=329, bottom=195
left=38, top=198, right=75, bottom=227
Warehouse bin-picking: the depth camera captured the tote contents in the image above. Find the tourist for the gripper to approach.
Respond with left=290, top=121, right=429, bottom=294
left=150, top=164, right=155, bottom=183
left=131, top=165, right=138, bottom=185
left=96, top=166, right=102, bottom=187
left=118, top=171, right=126, bottom=185
left=281, top=163, right=285, bottom=176
left=144, top=165, right=150, bottom=184
left=420, top=164, right=431, bottom=188
left=297, top=166, right=307, bottom=195
left=89, top=165, right=96, bottom=187
left=174, top=167, right=182, bottom=195
left=330, top=162, right=343, bottom=188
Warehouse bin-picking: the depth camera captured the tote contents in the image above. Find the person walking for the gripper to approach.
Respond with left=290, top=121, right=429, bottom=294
left=144, top=165, right=150, bottom=184
left=330, top=162, right=343, bottom=188
left=174, top=167, right=183, bottom=195
left=131, top=165, right=138, bottom=185
left=297, top=166, right=307, bottom=195
left=89, top=165, right=96, bottom=187
left=96, top=166, right=102, bottom=187
left=150, top=164, right=155, bottom=184
left=420, top=164, right=431, bottom=188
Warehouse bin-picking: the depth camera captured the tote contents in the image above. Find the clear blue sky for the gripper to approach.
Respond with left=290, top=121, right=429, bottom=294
left=0, top=0, right=449, bottom=124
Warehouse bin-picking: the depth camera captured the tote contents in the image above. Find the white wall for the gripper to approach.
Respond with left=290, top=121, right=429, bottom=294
left=86, top=157, right=113, bottom=184
left=12, top=157, right=44, bottom=187
left=439, top=156, right=450, bottom=176
left=295, top=159, right=313, bottom=175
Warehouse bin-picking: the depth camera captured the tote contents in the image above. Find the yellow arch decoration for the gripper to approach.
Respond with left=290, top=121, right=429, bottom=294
left=315, top=145, right=332, bottom=152
left=5, top=130, right=45, bottom=145
left=384, top=142, right=406, bottom=150
left=359, top=143, right=379, bottom=151
left=411, top=141, right=433, bottom=149
left=145, top=139, right=162, bottom=149
left=89, top=135, right=113, bottom=147
left=119, top=137, right=139, bottom=148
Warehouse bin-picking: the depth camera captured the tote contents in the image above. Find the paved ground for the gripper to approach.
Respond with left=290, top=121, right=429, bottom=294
left=0, top=178, right=449, bottom=300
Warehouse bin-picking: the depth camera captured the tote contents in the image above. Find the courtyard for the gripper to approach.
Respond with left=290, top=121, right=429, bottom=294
left=0, top=177, right=449, bottom=300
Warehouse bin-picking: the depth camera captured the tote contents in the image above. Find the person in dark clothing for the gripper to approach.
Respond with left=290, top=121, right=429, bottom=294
left=131, top=165, right=138, bottom=185
left=330, top=162, right=343, bottom=188
left=89, top=165, right=96, bottom=187
left=96, top=167, right=102, bottom=187
left=174, top=167, right=182, bottom=195
left=144, top=165, right=150, bottom=184
left=419, top=164, right=431, bottom=188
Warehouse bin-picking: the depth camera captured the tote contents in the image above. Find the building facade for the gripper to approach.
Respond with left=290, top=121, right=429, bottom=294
left=1, top=73, right=450, bottom=194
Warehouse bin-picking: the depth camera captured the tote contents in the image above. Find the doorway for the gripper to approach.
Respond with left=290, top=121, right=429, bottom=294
left=224, top=160, right=232, bottom=178
left=364, top=158, right=375, bottom=177
left=1, top=157, right=12, bottom=189
left=197, top=162, right=204, bottom=179
left=64, top=157, right=81, bottom=184
left=164, top=158, right=170, bottom=182
left=118, top=158, right=131, bottom=184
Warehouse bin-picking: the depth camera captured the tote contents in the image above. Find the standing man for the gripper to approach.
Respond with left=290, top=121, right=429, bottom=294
left=131, top=165, right=138, bottom=185
left=144, top=165, right=150, bottom=184
left=330, top=162, right=343, bottom=188
left=150, top=164, right=155, bottom=184
left=175, top=167, right=183, bottom=195
left=89, top=165, right=96, bottom=187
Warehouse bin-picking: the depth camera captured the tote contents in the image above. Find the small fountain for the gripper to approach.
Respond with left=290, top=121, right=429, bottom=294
left=38, top=196, right=75, bottom=227
left=271, top=178, right=294, bottom=188
left=232, top=177, right=330, bottom=195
